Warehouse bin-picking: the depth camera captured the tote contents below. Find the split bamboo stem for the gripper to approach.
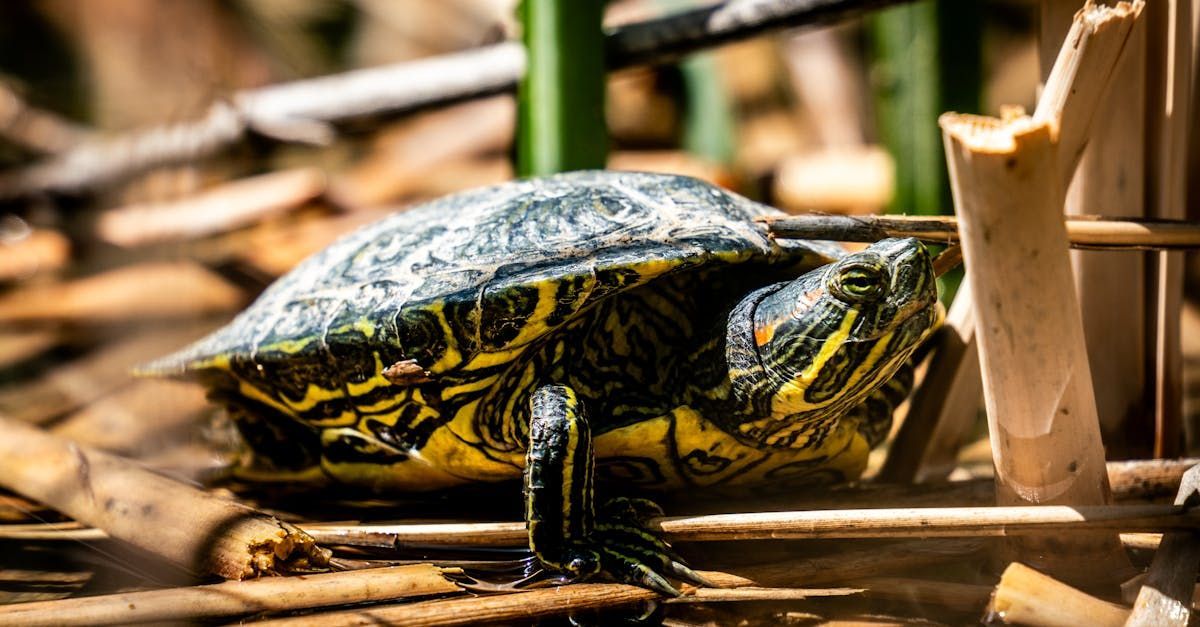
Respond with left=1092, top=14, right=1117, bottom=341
left=1043, top=0, right=1150, bottom=458
left=939, top=0, right=1144, bottom=582
left=0, top=415, right=330, bottom=580
left=762, top=214, right=1200, bottom=251
left=0, top=564, right=459, bottom=627
left=299, top=504, right=1196, bottom=548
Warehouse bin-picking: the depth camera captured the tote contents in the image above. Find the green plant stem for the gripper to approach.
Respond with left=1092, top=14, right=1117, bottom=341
left=517, top=0, right=608, bottom=176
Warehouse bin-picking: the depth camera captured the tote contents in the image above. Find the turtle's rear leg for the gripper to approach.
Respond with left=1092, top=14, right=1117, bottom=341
left=526, top=384, right=707, bottom=596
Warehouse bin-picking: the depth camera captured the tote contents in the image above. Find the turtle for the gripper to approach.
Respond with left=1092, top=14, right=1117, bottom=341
left=143, top=170, right=942, bottom=596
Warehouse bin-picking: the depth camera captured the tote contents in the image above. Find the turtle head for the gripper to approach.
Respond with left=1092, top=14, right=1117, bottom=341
left=730, top=238, right=941, bottom=443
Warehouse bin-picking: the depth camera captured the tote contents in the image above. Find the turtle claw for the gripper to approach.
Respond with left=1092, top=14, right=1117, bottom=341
left=587, top=497, right=709, bottom=597
left=667, top=559, right=714, bottom=588
left=636, top=565, right=683, bottom=598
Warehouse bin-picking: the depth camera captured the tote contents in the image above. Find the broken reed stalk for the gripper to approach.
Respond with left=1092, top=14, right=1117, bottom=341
left=0, top=0, right=919, bottom=198
left=939, top=0, right=1144, bottom=582
left=762, top=214, right=1200, bottom=250
left=300, top=504, right=1197, bottom=548
left=251, top=583, right=657, bottom=627
left=1042, top=0, right=1150, bottom=459
left=0, top=564, right=459, bottom=627
left=241, top=572, right=964, bottom=627
left=987, top=562, right=1130, bottom=627
left=0, top=415, right=330, bottom=579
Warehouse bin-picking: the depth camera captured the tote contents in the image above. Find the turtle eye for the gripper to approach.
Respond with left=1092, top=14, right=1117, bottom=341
left=830, top=262, right=887, bottom=304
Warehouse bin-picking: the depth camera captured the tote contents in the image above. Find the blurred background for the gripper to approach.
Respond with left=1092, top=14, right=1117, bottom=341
left=0, top=0, right=1035, bottom=215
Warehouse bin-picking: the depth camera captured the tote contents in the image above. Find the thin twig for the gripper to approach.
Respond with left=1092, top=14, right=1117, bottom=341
left=0, top=0, right=917, bottom=198
left=762, top=213, right=1200, bottom=250
left=300, top=504, right=1197, bottom=548
left=0, top=564, right=460, bottom=627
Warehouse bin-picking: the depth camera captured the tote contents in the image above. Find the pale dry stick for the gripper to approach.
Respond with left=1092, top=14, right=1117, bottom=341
left=250, top=583, right=656, bottom=627
left=1107, top=457, right=1200, bottom=500
left=940, top=0, right=1145, bottom=582
left=988, top=562, right=1130, bottom=627
left=763, top=214, right=1200, bottom=250
left=0, top=564, right=460, bottom=627
left=668, top=586, right=863, bottom=603
left=0, top=416, right=330, bottom=580
left=301, top=504, right=1198, bottom=547
left=0, top=261, right=245, bottom=324
left=245, top=583, right=879, bottom=627
left=248, top=571, right=988, bottom=627
left=1120, top=533, right=1162, bottom=551
left=0, top=0, right=919, bottom=198
left=97, top=168, right=326, bottom=247
left=1124, top=464, right=1200, bottom=626
left=1042, top=0, right=1149, bottom=458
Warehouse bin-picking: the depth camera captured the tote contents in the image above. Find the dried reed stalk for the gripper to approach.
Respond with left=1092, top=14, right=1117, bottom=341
left=1043, top=0, right=1150, bottom=459
left=987, top=562, right=1130, bottom=627
left=0, top=564, right=459, bottom=627
left=302, top=504, right=1196, bottom=547
left=251, top=583, right=657, bottom=627
left=5, top=458, right=1189, bottom=542
left=0, top=415, right=329, bottom=580
left=763, top=214, right=1200, bottom=250
left=939, top=0, right=1144, bottom=582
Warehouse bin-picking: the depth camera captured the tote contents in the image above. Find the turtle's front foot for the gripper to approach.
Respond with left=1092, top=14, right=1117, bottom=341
left=526, top=385, right=709, bottom=597
left=592, top=496, right=710, bottom=597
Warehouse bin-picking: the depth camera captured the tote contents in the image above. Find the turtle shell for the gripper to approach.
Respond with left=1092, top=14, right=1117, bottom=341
left=144, top=171, right=840, bottom=435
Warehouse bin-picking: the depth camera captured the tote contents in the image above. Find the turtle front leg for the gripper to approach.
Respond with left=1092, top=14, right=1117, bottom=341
left=526, top=384, right=707, bottom=597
